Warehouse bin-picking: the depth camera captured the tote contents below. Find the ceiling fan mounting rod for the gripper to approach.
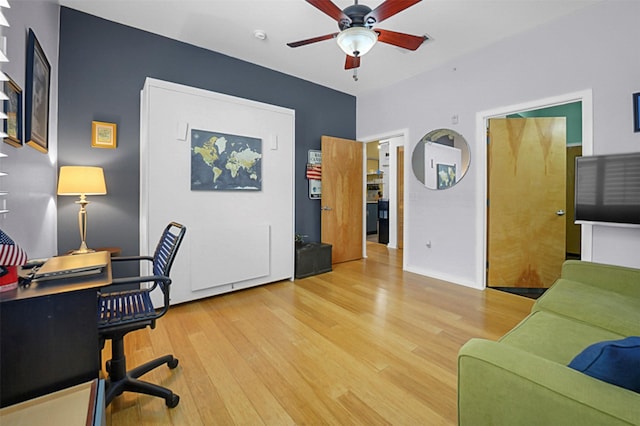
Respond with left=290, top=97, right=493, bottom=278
left=340, top=3, right=375, bottom=30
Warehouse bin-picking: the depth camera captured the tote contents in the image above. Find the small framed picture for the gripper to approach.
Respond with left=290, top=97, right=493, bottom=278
left=3, top=77, right=22, bottom=148
left=25, top=29, right=51, bottom=153
left=634, top=92, right=640, bottom=133
left=91, top=121, right=117, bottom=149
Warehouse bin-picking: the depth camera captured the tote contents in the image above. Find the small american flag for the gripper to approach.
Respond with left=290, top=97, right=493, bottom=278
left=0, top=229, right=27, bottom=266
left=306, top=163, right=322, bottom=180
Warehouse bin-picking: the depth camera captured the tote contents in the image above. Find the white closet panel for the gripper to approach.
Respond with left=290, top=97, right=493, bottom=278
left=140, top=78, right=295, bottom=305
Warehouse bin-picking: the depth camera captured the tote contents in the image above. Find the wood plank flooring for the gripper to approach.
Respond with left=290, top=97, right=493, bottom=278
left=104, top=243, right=533, bottom=425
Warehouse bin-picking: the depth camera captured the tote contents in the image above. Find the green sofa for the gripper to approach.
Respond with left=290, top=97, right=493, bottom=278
left=458, top=260, right=640, bottom=425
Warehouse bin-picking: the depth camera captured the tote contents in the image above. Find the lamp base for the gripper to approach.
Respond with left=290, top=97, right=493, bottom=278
left=69, top=249, right=95, bottom=254
left=70, top=247, right=95, bottom=255
left=70, top=237, right=95, bottom=255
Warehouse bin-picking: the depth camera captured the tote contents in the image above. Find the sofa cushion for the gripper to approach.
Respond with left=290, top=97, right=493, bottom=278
left=533, top=278, right=640, bottom=335
left=561, top=260, right=640, bottom=299
left=568, top=336, right=640, bottom=393
left=500, top=310, right=625, bottom=364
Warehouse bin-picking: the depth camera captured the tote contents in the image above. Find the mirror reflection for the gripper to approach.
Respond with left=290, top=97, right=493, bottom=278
left=411, top=128, right=471, bottom=189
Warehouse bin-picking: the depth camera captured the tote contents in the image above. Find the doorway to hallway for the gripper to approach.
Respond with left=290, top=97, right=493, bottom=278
left=477, top=90, right=593, bottom=292
left=362, top=133, right=406, bottom=268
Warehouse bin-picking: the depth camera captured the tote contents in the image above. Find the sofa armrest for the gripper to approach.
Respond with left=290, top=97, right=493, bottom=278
left=560, top=260, right=640, bottom=297
left=458, top=339, right=640, bottom=426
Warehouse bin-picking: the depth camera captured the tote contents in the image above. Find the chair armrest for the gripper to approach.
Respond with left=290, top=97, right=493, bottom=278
left=458, top=339, right=640, bottom=425
left=111, top=274, right=171, bottom=286
left=111, top=255, right=154, bottom=263
left=110, top=274, right=172, bottom=314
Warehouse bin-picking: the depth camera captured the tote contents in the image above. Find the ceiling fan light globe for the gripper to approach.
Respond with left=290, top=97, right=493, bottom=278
left=336, top=27, right=377, bottom=57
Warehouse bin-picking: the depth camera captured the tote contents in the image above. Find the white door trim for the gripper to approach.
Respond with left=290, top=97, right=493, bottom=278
left=359, top=129, right=408, bottom=265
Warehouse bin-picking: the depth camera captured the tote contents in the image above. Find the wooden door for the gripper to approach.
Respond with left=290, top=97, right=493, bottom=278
left=321, top=136, right=363, bottom=264
left=397, top=146, right=404, bottom=249
left=488, top=117, right=566, bottom=288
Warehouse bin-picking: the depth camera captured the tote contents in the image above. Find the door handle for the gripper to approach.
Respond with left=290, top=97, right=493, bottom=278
left=556, top=210, right=565, bottom=216
left=321, top=206, right=333, bottom=211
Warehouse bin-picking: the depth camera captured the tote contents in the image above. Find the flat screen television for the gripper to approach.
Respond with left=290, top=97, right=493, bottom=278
left=575, top=152, right=640, bottom=226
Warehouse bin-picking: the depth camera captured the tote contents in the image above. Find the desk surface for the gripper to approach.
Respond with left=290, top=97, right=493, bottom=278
left=0, top=379, right=104, bottom=426
left=0, top=251, right=112, bottom=302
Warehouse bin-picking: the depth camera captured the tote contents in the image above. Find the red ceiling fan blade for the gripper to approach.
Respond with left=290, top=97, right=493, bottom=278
left=344, top=55, right=361, bottom=70
left=287, top=32, right=338, bottom=48
left=375, top=28, right=427, bottom=50
left=365, top=0, right=422, bottom=25
left=306, top=0, right=351, bottom=24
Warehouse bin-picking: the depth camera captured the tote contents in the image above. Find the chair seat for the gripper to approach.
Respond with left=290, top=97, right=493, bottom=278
left=98, top=289, right=156, bottom=329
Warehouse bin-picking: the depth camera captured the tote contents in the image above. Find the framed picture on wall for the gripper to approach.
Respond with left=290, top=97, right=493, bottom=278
left=437, top=163, right=456, bottom=189
left=91, top=121, right=117, bottom=149
left=190, top=129, right=262, bottom=191
left=25, top=28, right=51, bottom=153
left=634, top=92, right=640, bottom=133
left=3, top=76, right=22, bottom=148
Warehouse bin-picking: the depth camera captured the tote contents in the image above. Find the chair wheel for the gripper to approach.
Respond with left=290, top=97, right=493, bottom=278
left=166, top=393, right=180, bottom=408
left=167, top=358, right=179, bottom=369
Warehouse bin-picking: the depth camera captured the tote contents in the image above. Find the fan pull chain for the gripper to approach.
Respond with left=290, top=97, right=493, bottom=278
left=353, top=68, right=358, bottom=81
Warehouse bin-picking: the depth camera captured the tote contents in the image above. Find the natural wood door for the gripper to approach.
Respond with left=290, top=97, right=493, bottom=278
left=321, top=135, right=363, bottom=264
left=397, top=146, right=404, bottom=249
left=488, top=117, right=566, bottom=288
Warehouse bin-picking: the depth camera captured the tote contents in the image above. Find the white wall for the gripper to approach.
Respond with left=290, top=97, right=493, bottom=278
left=0, top=1, right=58, bottom=258
left=357, top=1, right=640, bottom=287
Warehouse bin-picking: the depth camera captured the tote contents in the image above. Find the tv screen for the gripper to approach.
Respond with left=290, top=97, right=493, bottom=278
left=575, top=153, right=640, bottom=226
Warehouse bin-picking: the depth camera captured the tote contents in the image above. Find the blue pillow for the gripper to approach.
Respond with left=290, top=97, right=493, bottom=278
left=568, top=336, right=640, bottom=393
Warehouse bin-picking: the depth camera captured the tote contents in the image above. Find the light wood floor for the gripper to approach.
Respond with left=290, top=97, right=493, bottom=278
left=104, top=243, right=533, bottom=425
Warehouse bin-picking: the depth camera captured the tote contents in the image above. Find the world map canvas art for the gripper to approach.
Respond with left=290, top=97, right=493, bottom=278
left=191, top=129, right=262, bottom=191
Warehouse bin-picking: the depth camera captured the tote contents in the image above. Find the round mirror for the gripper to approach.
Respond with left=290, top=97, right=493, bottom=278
left=411, top=128, right=471, bottom=189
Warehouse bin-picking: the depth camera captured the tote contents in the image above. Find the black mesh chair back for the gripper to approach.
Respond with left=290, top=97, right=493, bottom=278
left=98, top=221, right=186, bottom=408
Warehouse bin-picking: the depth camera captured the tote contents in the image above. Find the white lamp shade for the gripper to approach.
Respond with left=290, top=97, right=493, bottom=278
left=336, top=27, right=378, bottom=57
left=57, top=166, right=107, bottom=195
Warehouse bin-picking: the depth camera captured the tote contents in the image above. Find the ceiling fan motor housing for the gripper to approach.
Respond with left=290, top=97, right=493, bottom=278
left=339, top=4, right=375, bottom=30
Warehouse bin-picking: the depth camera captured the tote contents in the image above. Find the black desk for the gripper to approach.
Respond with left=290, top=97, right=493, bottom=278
left=0, top=251, right=112, bottom=408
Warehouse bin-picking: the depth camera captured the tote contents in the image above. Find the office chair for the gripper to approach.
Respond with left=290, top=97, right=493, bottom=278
left=98, top=222, right=186, bottom=408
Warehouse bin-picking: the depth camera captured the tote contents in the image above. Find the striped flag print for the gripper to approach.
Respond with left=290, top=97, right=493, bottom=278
left=0, top=229, right=28, bottom=266
left=306, top=163, right=322, bottom=180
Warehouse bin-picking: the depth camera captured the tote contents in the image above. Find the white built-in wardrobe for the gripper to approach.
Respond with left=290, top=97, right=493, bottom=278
left=139, top=78, right=295, bottom=305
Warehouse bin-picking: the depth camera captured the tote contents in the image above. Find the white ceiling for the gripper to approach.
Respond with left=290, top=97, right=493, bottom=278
left=57, top=0, right=601, bottom=96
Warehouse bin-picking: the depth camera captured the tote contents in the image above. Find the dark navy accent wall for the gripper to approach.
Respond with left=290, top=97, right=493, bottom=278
left=58, top=7, right=355, bottom=262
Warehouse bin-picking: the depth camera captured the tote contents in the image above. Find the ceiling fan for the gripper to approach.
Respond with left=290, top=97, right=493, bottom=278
left=287, top=0, right=428, bottom=78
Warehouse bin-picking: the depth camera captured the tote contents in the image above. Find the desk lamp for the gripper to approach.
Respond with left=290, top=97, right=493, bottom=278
left=57, top=166, right=107, bottom=254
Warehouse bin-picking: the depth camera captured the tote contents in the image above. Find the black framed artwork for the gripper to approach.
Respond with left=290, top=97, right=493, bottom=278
left=3, top=76, right=22, bottom=148
left=25, top=28, right=51, bottom=153
left=634, top=92, right=640, bottom=133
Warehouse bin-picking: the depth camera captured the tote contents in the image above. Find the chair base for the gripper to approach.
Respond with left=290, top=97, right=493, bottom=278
left=105, top=353, right=180, bottom=408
